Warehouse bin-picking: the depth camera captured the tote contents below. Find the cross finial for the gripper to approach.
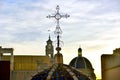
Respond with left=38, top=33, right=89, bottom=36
left=46, top=5, right=70, bottom=35
left=47, top=5, right=70, bottom=53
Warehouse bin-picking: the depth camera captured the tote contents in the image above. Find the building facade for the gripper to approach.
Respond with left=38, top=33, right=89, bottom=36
left=0, top=36, right=54, bottom=80
left=101, top=48, right=120, bottom=80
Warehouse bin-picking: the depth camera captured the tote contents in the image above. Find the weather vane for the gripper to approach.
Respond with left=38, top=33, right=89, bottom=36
left=47, top=5, right=70, bottom=53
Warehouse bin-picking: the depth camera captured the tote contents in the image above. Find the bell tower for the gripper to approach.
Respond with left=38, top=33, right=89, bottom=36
left=45, top=35, right=54, bottom=59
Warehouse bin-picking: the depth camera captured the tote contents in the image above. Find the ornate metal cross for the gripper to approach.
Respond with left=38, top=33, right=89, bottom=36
left=47, top=5, right=70, bottom=53
left=47, top=5, right=70, bottom=35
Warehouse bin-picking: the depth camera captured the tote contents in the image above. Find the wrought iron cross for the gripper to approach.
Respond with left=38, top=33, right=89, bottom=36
left=47, top=5, right=70, bottom=53
left=46, top=5, right=70, bottom=35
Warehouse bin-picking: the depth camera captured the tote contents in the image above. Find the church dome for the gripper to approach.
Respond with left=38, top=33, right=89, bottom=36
left=69, top=57, right=93, bottom=69
left=69, top=48, right=93, bottom=69
left=31, top=64, right=90, bottom=80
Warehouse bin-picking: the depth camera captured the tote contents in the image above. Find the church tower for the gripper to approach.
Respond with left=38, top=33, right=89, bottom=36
left=45, top=35, right=54, bottom=59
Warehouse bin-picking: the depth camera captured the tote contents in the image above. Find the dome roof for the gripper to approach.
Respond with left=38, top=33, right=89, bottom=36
left=69, top=57, right=93, bottom=69
left=31, top=64, right=90, bottom=80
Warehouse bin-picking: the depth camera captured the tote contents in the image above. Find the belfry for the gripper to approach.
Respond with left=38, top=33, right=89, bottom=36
left=46, top=35, right=54, bottom=59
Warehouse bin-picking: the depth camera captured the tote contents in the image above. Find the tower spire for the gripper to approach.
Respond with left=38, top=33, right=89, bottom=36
left=48, top=30, right=51, bottom=40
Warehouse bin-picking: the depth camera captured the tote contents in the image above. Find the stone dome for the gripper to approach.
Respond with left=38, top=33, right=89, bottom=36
left=69, top=48, right=96, bottom=80
left=31, top=64, right=90, bottom=80
left=69, top=56, right=93, bottom=69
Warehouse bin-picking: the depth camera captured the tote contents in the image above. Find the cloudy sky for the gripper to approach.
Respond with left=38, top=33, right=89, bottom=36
left=0, top=0, right=120, bottom=79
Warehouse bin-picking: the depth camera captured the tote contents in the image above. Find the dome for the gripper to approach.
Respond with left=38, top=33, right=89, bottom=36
left=31, top=64, right=90, bottom=80
left=69, top=57, right=93, bottom=69
left=69, top=48, right=96, bottom=80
